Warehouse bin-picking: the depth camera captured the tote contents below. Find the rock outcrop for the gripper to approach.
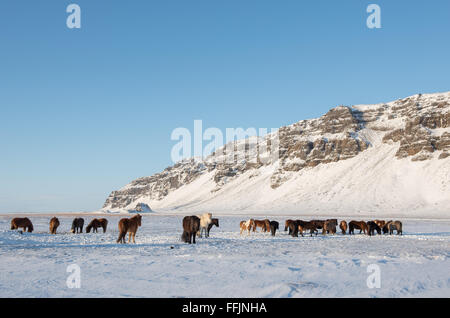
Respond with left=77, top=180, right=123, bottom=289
left=103, top=92, right=450, bottom=211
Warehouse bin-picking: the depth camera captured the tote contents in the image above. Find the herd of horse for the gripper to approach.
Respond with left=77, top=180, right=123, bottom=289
left=9, top=215, right=142, bottom=244
left=8, top=214, right=403, bottom=245
left=282, top=219, right=403, bottom=237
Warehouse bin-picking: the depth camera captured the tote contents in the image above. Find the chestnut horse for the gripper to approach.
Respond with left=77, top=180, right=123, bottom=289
left=206, top=218, right=219, bottom=237
left=374, top=220, right=386, bottom=228
left=86, top=218, right=108, bottom=233
left=349, top=221, right=368, bottom=235
left=71, top=218, right=84, bottom=233
left=117, top=214, right=142, bottom=244
left=340, top=220, right=348, bottom=235
left=182, top=215, right=200, bottom=244
left=253, top=219, right=269, bottom=232
left=11, top=217, right=34, bottom=233
left=49, top=217, right=60, bottom=234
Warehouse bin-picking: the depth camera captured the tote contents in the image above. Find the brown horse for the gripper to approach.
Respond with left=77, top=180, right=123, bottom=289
left=285, top=220, right=295, bottom=235
left=339, top=220, right=348, bottom=235
left=49, top=217, right=60, bottom=234
left=288, top=220, right=300, bottom=237
left=71, top=218, right=84, bottom=233
left=388, top=220, right=403, bottom=235
left=297, top=220, right=318, bottom=237
left=374, top=220, right=386, bottom=228
left=322, top=219, right=337, bottom=235
left=182, top=215, right=200, bottom=244
left=310, top=220, right=325, bottom=230
left=206, top=218, right=219, bottom=237
left=86, top=218, right=108, bottom=233
left=382, top=220, right=393, bottom=234
left=117, top=214, right=142, bottom=244
left=349, top=221, right=368, bottom=235
left=11, top=217, right=34, bottom=233
left=253, top=220, right=269, bottom=232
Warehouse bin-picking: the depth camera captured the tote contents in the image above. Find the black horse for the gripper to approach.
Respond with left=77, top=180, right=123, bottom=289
left=71, top=218, right=84, bottom=233
left=182, top=216, right=200, bottom=244
left=269, top=221, right=279, bottom=236
left=367, top=221, right=381, bottom=236
left=206, top=218, right=219, bottom=237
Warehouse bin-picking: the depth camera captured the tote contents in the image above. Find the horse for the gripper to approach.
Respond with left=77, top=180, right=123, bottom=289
left=86, top=218, right=108, bottom=233
left=288, top=220, right=299, bottom=237
left=198, top=213, right=213, bottom=238
left=117, top=214, right=142, bottom=244
left=297, top=220, right=318, bottom=237
left=382, top=221, right=394, bottom=234
left=182, top=215, right=200, bottom=244
left=348, top=221, right=368, bottom=235
left=240, top=219, right=255, bottom=235
left=367, top=221, right=381, bottom=236
left=49, top=217, right=60, bottom=234
left=206, top=218, right=219, bottom=237
left=388, top=221, right=403, bottom=235
left=322, top=219, right=337, bottom=235
left=285, top=220, right=295, bottom=235
left=253, top=220, right=269, bottom=232
left=71, top=218, right=84, bottom=233
left=263, top=219, right=271, bottom=232
left=310, top=220, right=325, bottom=230
left=340, top=220, right=348, bottom=235
left=269, top=221, right=279, bottom=236
left=11, top=217, right=34, bottom=233
left=374, top=220, right=386, bottom=228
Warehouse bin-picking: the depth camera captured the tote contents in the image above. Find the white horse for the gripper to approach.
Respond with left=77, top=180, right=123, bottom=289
left=197, top=213, right=213, bottom=238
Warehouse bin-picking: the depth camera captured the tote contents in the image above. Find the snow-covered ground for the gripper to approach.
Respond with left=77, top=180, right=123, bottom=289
left=0, top=214, right=449, bottom=297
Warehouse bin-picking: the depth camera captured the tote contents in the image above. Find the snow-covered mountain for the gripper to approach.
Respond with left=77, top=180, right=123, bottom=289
left=103, top=92, right=450, bottom=217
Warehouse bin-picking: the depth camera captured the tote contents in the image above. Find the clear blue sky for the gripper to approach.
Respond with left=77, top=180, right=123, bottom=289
left=0, top=0, right=449, bottom=212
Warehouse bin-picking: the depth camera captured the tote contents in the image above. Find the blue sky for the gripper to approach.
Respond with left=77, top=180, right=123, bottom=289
left=0, top=0, right=449, bottom=212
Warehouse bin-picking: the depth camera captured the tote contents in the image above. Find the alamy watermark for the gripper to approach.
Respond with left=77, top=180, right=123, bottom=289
left=366, top=264, right=381, bottom=289
left=366, top=4, right=381, bottom=29
left=170, top=120, right=280, bottom=165
left=66, top=264, right=81, bottom=289
left=66, top=4, right=81, bottom=29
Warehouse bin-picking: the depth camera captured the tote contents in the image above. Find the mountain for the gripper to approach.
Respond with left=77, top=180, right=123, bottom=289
left=102, top=92, right=450, bottom=218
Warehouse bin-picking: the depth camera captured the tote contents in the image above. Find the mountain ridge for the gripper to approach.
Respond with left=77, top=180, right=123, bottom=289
left=102, top=91, right=450, bottom=217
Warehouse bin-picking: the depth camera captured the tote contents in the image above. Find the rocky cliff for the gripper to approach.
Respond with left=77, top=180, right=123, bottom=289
left=102, top=92, right=450, bottom=216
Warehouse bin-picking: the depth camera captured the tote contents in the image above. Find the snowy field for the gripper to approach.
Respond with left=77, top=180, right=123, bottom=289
left=0, top=214, right=449, bottom=298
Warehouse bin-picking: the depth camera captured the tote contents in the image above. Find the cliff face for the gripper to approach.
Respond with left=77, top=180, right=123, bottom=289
left=103, top=92, right=450, bottom=215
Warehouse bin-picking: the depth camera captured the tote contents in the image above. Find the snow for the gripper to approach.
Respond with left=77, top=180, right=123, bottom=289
left=0, top=214, right=449, bottom=297
left=132, top=143, right=450, bottom=218
left=103, top=91, right=450, bottom=217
